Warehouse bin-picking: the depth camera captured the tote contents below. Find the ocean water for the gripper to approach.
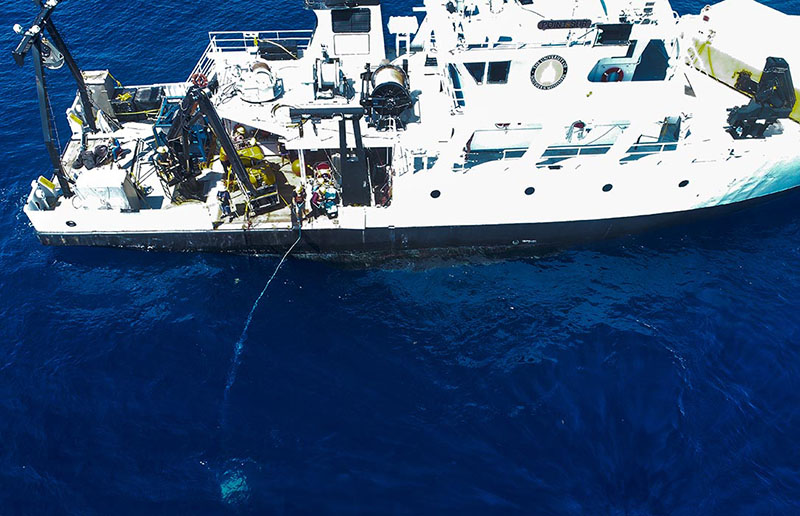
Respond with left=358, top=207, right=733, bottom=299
left=3, top=0, right=800, bottom=513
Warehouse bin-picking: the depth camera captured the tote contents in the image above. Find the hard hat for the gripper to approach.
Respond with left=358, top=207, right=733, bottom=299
left=235, top=126, right=247, bottom=135
left=156, top=146, right=168, bottom=154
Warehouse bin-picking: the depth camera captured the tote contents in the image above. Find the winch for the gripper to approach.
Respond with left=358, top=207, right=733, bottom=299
left=314, top=53, right=351, bottom=100
left=232, top=59, right=284, bottom=104
left=360, top=62, right=413, bottom=130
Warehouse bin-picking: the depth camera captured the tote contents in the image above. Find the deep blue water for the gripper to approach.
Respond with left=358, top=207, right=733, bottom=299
left=4, top=0, right=800, bottom=514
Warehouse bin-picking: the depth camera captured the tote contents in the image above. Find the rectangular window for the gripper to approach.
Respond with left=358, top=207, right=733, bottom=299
left=504, top=149, right=527, bottom=159
left=596, top=24, right=633, bottom=46
left=464, top=127, right=539, bottom=169
left=464, top=63, right=486, bottom=84
left=579, top=146, right=611, bottom=155
left=542, top=147, right=580, bottom=157
left=332, top=8, right=371, bottom=33
left=628, top=144, right=662, bottom=153
left=487, top=61, right=511, bottom=84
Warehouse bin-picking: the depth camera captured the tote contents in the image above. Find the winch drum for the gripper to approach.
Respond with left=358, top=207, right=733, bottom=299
left=369, top=65, right=411, bottom=117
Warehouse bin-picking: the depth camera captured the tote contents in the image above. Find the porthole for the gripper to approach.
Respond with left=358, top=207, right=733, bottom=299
left=602, top=184, right=613, bottom=192
left=430, top=190, right=441, bottom=199
left=679, top=180, right=689, bottom=188
left=66, top=221, right=77, bottom=227
left=525, top=187, right=535, bottom=196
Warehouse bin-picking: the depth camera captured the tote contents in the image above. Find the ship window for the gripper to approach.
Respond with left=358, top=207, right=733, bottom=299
left=487, top=61, right=511, bottom=84
left=332, top=8, right=371, bottom=33
left=625, top=40, right=638, bottom=58
left=465, top=62, right=486, bottom=84
left=543, top=147, right=580, bottom=157
left=579, top=146, right=612, bottom=155
left=463, top=127, right=539, bottom=169
left=632, top=39, right=669, bottom=81
left=596, top=24, right=633, bottom=46
left=628, top=144, right=662, bottom=153
left=658, top=116, right=681, bottom=143
left=413, top=155, right=438, bottom=173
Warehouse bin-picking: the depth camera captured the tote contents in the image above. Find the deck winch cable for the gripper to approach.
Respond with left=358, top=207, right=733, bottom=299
left=220, top=227, right=302, bottom=425
left=46, top=98, right=62, bottom=154
left=257, top=39, right=299, bottom=60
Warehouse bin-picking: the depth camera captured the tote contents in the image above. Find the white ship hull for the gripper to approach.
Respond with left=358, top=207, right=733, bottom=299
left=16, top=0, right=800, bottom=258
left=29, top=187, right=800, bottom=257
left=28, top=150, right=800, bottom=256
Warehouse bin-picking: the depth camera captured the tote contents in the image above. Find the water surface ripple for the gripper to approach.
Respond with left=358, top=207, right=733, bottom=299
left=2, top=0, right=800, bottom=513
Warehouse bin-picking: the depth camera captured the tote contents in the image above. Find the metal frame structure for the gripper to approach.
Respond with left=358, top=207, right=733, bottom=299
left=289, top=106, right=371, bottom=206
left=162, top=86, right=281, bottom=214
left=165, top=86, right=257, bottom=198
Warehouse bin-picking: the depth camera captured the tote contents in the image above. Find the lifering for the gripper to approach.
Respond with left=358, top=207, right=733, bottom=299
left=191, top=72, right=209, bottom=88
left=601, top=67, right=624, bottom=82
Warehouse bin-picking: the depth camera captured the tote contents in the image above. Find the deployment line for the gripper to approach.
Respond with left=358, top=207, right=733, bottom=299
left=220, top=229, right=302, bottom=426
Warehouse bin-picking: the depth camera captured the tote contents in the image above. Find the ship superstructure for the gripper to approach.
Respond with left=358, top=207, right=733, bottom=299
left=14, top=0, right=800, bottom=256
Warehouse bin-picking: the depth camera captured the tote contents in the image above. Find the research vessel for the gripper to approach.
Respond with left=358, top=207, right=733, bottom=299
left=14, top=0, right=800, bottom=256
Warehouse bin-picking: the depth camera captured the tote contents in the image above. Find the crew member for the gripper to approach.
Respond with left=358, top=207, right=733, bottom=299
left=293, top=184, right=307, bottom=220
left=217, top=189, right=233, bottom=221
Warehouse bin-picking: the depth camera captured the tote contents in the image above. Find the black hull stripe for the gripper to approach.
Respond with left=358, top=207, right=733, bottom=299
left=35, top=187, right=800, bottom=256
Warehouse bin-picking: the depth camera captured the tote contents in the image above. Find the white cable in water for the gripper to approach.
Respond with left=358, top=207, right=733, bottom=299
left=221, top=230, right=302, bottom=425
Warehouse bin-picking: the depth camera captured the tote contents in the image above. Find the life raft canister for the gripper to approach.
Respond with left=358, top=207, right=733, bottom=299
left=601, top=67, right=624, bottom=83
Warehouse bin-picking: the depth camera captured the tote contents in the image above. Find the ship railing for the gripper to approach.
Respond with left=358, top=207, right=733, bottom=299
left=393, top=145, right=412, bottom=176
left=188, top=30, right=315, bottom=81
left=304, top=0, right=334, bottom=8
left=463, top=41, right=528, bottom=50
left=189, top=40, right=216, bottom=82
left=442, top=79, right=465, bottom=113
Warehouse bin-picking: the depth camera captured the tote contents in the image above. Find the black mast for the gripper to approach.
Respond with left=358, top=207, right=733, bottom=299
left=13, top=0, right=100, bottom=198
left=30, top=39, right=73, bottom=196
